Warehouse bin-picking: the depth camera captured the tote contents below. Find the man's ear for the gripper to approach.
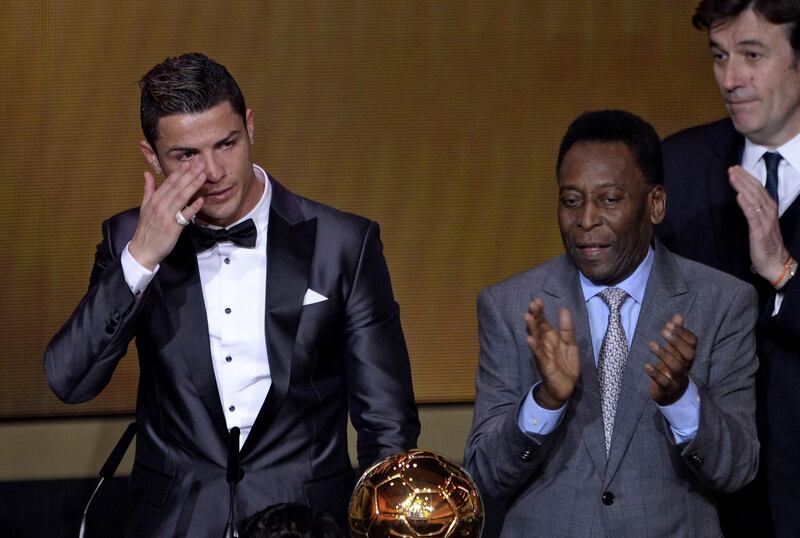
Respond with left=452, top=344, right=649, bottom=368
left=246, top=108, right=254, bottom=144
left=139, top=141, right=162, bottom=175
left=649, top=184, right=666, bottom=225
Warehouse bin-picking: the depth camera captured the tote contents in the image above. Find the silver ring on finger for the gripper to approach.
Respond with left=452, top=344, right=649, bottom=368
left=754, top=206, right=763, bottom=214
left=175, top=210, right=190, bottom=226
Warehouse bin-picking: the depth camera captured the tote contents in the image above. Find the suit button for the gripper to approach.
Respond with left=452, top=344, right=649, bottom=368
left=689, top=452, right=704, bottom=464
left=520, top=448, right=534, bottom=462
left=105, top=312, right=121, bottom=334
left=601, top=491, right=614, bottom=505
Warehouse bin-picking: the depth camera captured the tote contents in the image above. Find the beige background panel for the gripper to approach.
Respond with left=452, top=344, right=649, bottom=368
left=0, top=1, right=724, bottom=418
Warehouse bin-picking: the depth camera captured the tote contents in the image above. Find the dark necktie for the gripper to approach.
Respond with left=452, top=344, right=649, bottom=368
left=763, top=152, right=782, bottom=204
left=597, top=287, right=629, bottom=456
left=188, top=218, right=258, bottom=252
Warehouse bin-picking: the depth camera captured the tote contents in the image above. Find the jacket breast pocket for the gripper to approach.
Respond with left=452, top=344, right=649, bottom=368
left=300, top=297, right=340, bottom=322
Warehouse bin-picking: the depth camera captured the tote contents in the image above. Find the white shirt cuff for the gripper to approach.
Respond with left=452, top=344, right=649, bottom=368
left=658, top=379, right=701, bottom=444
left=772, top=292, right=784, bottom=316
left=517, top=382, right=566, bottom=435
left=121, top=242, right=158, bottom=297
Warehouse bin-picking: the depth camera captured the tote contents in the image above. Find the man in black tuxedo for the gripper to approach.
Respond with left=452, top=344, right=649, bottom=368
left=656, top=2, right=800, bottom=536
left=45, top=52, right=419, bottom=537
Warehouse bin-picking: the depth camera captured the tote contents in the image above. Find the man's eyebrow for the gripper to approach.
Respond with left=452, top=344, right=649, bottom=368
left=166, top=130, right=241, bottom=153
left=736, top=38, right=768, bottom=49
left=166, top=145, right=197, bottom=154
left=709, top=37, right=768, bottom=49
left=559, top=182, right=620, bottom=190
left=214, top=130, right=241, bottom=146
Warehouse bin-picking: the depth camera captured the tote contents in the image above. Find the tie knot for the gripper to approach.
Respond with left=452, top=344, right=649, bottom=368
left=188, top=218, right=258, bottom=252
left=599, top=287, right=628, bottom=312
left=763, top=151, right=782, bottom=173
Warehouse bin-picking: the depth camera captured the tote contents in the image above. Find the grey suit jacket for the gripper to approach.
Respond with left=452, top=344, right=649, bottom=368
left=465, top=243, right=758, bottom=537
left=45, top=177, right=420, bottom=537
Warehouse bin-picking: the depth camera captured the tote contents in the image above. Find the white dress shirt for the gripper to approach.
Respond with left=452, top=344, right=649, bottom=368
left=121, top=165, right=273, bottom=448
left=742, top=132, right=800, bottom=217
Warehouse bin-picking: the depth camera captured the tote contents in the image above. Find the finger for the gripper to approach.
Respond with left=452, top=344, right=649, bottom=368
left=158, top=161, right=204, bottom=199
left=730, top=168, right=776, bottom=223
left=735, top=194, right=776, bottom=237
left=648, top=341, right=686, bottom=375
left=180, top=195, right=205, bottom=220
left=644, top=361, right=674, bottom=389
left=525, top=300, right=540, bottom=336
left=660, top=324, right=696, bottom=366
left=527, top=298, right=544, bottom=319
left=152, top=164, right=207, bottom=219
left=729, top=166, right=767, bottom=201
left=524, top=312, right=540, bottom=343
left=664, top=314, right=697, bottom=346
left=142, top=171, right=156, bottom=206
left=525, top=311, right=549, bottom=355
left=174, top=170, right=208, bottom=210
left=557, top=308, right=575, bottom=346
left=527, top=299, right=553, bottom=335
left=664, top=317, right=697, bottom=349
left=526, top=299, right=554, bottom=359
left=526, top=328, right=552, bottom=364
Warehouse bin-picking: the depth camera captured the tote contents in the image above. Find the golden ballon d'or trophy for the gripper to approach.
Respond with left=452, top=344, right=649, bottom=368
left=349, top=449, right=484, bottom=537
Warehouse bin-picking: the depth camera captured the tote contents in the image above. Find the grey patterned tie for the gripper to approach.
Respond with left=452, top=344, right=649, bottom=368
left=597, top=287, right=629, bottom=455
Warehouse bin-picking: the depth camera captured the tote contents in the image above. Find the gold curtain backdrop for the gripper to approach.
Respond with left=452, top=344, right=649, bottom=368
left=0, top=0, right=724, bottom=417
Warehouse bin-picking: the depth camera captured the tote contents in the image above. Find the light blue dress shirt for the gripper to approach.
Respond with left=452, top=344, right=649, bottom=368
left=517, top=248, right=700, bottom=444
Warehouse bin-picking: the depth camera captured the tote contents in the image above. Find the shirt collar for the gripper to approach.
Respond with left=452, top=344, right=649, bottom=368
left=742, top=131, right=800, bottom=179
left=579, top=246, right=654, bottom=305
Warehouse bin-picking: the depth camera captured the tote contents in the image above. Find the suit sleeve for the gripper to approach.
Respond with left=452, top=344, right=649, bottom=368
left=343, top=221, right=420, bottom=471
left=44, top=218, right=145, bottom=403
left=464, top=287, right=557, bottom=500
left=680, top=282, right=760, bottom=493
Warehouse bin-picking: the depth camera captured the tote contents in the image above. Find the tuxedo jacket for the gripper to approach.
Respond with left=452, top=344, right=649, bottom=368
left=658, top=119, right=800, bottom=536
left=45, top=177, right=420, bottom=537
left=464, top=243, right=759, bottom=537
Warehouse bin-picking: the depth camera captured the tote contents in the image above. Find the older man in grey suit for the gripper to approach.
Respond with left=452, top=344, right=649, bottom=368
left=465, top=110, right=759, bottom=536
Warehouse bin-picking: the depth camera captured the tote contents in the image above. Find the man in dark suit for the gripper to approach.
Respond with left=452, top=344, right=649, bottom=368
left=465, top=110, right=759, bottom=536
left=44, top=52, right=419, bottom=537
left=656, top=2, right=800, bottom=535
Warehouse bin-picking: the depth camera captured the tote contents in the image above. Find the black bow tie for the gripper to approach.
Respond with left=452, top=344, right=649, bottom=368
left=188, top=218, right=258, bottom=252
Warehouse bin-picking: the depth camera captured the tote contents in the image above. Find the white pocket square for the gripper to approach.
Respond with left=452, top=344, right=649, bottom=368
left=303, top=289, right=328, bottom=306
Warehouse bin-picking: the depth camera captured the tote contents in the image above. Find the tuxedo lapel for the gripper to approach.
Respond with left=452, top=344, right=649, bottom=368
left=157, top=232, right=229, bottom=441
left=542, top=257, right=607, bottom=477
left=242, top=179, right=317, bottom=456
left=604, top=244, right=696, bottom=482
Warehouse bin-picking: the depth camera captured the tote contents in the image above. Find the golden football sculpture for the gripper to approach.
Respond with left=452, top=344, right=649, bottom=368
left=349, top=449, right=484, bottom=537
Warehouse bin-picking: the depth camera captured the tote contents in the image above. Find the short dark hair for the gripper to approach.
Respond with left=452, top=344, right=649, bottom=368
left=239, top=503, right=343, bottom=538
left=139, top=52, right=247, bottom=149
left=692, top=0, right=800, bottom=55
left=556, top=110, right=663, bottom=186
